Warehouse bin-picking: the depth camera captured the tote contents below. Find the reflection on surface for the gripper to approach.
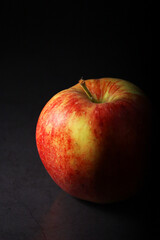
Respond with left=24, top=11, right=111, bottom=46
left=32, top=189, right=151, bottom=240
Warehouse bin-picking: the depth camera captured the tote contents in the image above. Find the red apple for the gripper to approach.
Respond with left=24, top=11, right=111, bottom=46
left=36, top=78, right=151, bottom=203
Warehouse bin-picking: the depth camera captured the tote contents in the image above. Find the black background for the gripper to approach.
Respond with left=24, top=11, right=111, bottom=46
left=1, top=1, right=158, bottom=240
left=1, top=0, right=152, bottom=104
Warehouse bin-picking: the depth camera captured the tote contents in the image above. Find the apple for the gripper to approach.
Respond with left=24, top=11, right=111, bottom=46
left=36, top=78, right=151, bottom=203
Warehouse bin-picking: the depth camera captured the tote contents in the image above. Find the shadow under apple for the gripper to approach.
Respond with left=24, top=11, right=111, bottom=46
left=32, top=185, right=153, bottom=240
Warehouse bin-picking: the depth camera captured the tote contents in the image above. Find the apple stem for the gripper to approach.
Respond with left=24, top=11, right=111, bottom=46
left=79, top=79, right=98, bottom=103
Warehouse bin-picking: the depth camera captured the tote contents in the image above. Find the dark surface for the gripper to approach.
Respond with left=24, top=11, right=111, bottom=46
left=0, top=103, right=158, bottom=240
left=1, top=1, right=158, bottom=240
left=0, top=103, right=159, bottom=240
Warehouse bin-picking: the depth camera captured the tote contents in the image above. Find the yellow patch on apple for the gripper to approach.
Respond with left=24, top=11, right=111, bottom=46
left=68, top=112, right=98, bottom=167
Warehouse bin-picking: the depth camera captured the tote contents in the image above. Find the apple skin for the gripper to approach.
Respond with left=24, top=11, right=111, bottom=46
left=36, top=78, right=151, bottom=203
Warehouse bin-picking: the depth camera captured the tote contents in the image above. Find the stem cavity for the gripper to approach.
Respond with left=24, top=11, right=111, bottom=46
left=79, top=79, right=98, bottom=103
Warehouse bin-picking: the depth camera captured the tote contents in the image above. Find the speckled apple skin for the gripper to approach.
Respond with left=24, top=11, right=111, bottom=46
left=36, top=78, right=151, bottom=203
